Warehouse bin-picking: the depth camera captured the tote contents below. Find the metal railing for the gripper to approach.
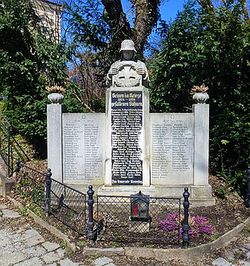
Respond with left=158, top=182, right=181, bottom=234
left=45, top=170, right=87, bottom=235
left=15, top=164, right=87, bottom=235
left=14, top=163, right=191, bottom=247
left=15, top=161, right=45, bottom=207
left=0, top=112, right=29, bottom=177
left=86, top=186, right=190, bottom=247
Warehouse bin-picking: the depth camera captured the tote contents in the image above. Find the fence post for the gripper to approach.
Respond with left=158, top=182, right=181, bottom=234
left=87, top=185, right=95, bottom=243
left=7, top=127, right=11, bottom=176
left=182, top=187, right=190, bottom=248
left=15, top=160, right=21, bottom=182
left=246, top=167, right=250, bottom=208
left=15, top=160, right=21, bottom=173
left=45, top=169, right=52, bottom=217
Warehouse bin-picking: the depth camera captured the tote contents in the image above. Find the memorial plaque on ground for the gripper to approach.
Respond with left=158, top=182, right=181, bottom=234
left=151, top=113, right=194, bottom=185
left=111, top=91, right=143, bottom=185
left=63, top=113, right=105, bottom=183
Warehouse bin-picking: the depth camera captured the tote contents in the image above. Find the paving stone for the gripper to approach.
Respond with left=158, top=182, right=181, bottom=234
left=1, top=209, right=21, bottom=218
left=10, top=229, right=39, bottom=243
left=42, top=251, right=61, bottom=264
left=243, top=244, right=250, bottom=250
left=21, top=229, right=42, bottom=240
left=0, top=203, right=7, bottom=209
left=212, top=257, right=232, bottom=266
left=46, top=264, right=57, bottom=266
left=22, top=245, right=47, bottom=257
left=42, top=241, right=60, bottom=252
left=41, top=249, right=65, bottom=264
left=15, top=229, right=45, bottom=247
left=23, top=234, right=45, bottom=247
left=14, top=256, right=44, bottom=266
left=246, top=251, right=250, bottom=260
left=0, top=251, right=28, bottom=265
left=56, top=248, right=65, bottom=258
left=59, top=258, right=79, bottom=266
left=94, top=257, right=114, bottom=266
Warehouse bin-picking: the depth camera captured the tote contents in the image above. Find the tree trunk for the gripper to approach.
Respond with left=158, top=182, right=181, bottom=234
left=101, top=0, right=161, bottom=56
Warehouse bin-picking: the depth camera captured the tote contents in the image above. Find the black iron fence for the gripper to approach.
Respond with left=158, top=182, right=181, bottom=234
left=87, top=186, right=190, bottom=247
left=14, top=164, right=191, bottom=247
left=96, top=195, right=181, bottom=246
left=0, top=112, right=29, bottom=177
left=15, top=161, right=45, bottom=207
left=47, top=173, right=87, bottom=235
left=15, top=163, right=87, bottom=235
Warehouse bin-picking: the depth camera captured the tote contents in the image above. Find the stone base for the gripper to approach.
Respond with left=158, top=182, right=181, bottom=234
left=97, top=185, right=156, bottom=197
left=189, top=185, right=215, bottom=207
left=97, top=184, right=215, bottom=207
left=0, top=176, right=15, bottom=197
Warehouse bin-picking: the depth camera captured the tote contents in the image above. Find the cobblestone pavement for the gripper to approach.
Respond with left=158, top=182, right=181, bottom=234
left=0, top=203, right=79, bottom=266
left=0, top=199, right=249, bottom=266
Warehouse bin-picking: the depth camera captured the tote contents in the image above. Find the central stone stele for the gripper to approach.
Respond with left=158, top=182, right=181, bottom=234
left=103, top=40, right=151, bottom=190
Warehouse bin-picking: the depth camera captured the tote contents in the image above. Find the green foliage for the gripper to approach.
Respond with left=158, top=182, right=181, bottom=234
left=0, top=0, right=68, bottom=157
left=150, top=0, right=250, bottom=195
left=32, top=184, right=44, bottom=206
left=214, top=186, right=228, bottom=199
left=150, top=1, right=201, bottom=112
left=28, top=202, right=44, bottom=217
left=18, top=207, right=29, bottom=216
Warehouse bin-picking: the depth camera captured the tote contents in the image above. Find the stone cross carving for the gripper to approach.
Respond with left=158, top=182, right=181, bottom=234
left=107, top=40, right=149, bottom=87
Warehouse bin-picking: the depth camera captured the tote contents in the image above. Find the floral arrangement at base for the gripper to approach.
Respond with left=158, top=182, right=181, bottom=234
left=159, top=212, right=213, bottom=238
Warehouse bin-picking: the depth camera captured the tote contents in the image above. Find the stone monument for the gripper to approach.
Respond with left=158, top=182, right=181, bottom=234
left=47, top=40, right=215, bottom=206
left=104, top=40, right=150, bottom=187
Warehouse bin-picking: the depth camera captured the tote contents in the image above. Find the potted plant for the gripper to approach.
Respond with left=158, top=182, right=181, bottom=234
left=190, top=84, right=209, bottom=104
left=46, top=85, right=66, bottom=104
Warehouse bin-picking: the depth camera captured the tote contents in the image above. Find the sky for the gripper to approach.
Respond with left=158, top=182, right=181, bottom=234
left=160, top=0, right=186, bottom=21
left=121, top=0, right=186, bottom=22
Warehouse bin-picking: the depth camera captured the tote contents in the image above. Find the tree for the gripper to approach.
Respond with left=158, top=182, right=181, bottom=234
left=196, top=0, right=249, bottom=20
left=150, top=0, right=250, bottom=194
left=62, top=0, right=163, bottom=112
left=0, top=0, right=68, bottom=156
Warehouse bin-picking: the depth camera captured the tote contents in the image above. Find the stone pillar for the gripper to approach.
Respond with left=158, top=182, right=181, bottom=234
left=193, top=103, right=209, bottom=186
left=47, top=104, right=62, bottom=182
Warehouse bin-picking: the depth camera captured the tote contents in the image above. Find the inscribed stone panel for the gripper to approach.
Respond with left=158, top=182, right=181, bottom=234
left=111, top=91, right=143, bottom=185
left=63, top=113, right=105, bottom=182
left=151, top=113, right=194, bottom=185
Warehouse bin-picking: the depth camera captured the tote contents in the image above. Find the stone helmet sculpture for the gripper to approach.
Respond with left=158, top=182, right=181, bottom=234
left=119, top=40, right=137, bottom=52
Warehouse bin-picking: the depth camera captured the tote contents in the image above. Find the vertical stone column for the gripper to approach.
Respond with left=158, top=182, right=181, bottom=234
left=47, top=104, right=63, bottom=182
left=193, top=103, right=209, bottom=185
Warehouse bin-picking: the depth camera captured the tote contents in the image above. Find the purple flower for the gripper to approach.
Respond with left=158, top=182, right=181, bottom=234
left=159, top=213, right=213, bottom=238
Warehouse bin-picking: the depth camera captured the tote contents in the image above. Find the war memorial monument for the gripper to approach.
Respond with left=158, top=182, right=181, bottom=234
left=47, top=40, right=214, bottom=206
